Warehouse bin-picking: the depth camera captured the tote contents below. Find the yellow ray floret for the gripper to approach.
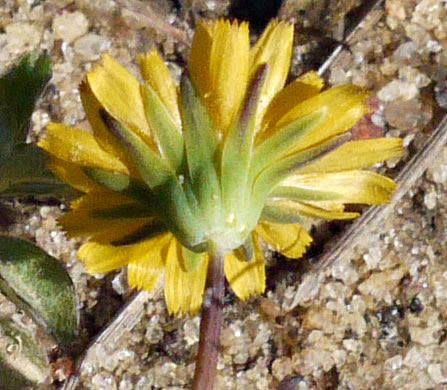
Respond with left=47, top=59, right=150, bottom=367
left=164, top=239, right=209, bottom=315
left=78, top=236, right=167, bottom=274
left=256, top=222, right=312, bottom=258
left=128, top=232, right=172, bottom=291
left=249, top=20, right=294, bottom=126
left=46, top=156, right=102, bottom=193
left=261, top=71, right=324, bottom=132
left=282, top=170, right=397, bottom=205
left=224, top=234, right=266, bottom=300
left=39, top=124, right=129, bottom=175
left=299, top=138, right=404, bottom=174
left=138, top=50, right=181, bottom=127
left=189, top=20, right=250, bottom=134
left=87, top=55, right=157, bottom=150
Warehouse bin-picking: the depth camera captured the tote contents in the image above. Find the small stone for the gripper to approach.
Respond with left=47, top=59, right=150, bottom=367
left=302, top=307, right=340, bottom=334
left=423, top=189, right=437, bottom=210
left=6, top=23, right=41, bottom=53
left=399, top=66, right=431, bottom=88
left=403, top=346, right=428, bottom=370
left=272, top=357, right=293, bottom=381
left=435, top=81, right=447, bottom=109
left=53, top=11, right=89, bottom=43
left=384, top=354, right=403, bottom=370
left=73, top=33, right=111, bottom=60
left=377, top=80, right=419, bottom=102
left=358, top=265, right=408, bottom=301
left=409, top=326, right=439, bottom=345
left=392, top=41, right=422, bottom=67
left=428, top=363, right=447, bottom=384
left=386, top=0, right=406, bottom=20
left=363, top=246, right=383, bottom=269
left=383, top=99, right=423, bottom=131
left=92, top=372, right=117, bottom=390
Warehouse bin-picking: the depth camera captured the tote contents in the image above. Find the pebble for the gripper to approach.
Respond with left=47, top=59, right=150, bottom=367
left=5, top=22, right=41, bottom=53
left=358, top=265, right=408, bottom=301
left=53, top=11, right=89, bottom=43
left=383, top=98, right=423, bottom=131
left=92, top=372, right=117, bottom=390
left=73, top=33, right=111, bottom=60
left=377, top=80, right=419, bottom=102
left=423, top=189, right=437, bottom=210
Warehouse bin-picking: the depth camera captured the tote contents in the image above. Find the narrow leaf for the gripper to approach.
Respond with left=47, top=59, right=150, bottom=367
left=0, top=316, right=50, bottom=388
left=0, top=236, right=79, bottom=347
left=0, top=51, right=51, bottom=156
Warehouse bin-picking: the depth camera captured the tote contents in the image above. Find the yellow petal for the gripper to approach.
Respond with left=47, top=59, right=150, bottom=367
left=87, top=55, right=156, bottom=149
left=39, top=123, right=129, bottom=174
left=79, top=234, right=168, bottom=274
left=224, top=233, right=265, bottom=300
left=69, top=189, right=134, bottom=210
left=80, top=81, right=135, bottom=169
left=250, top=21, right=294, bottom=124
left=128, top=232, right=171, bottom=291
left=282, top=170, right=397, bottom=205
left=60, top=190, right=153, bottom=238
left=189, top=20, right=250, bottom=134
left=138, top=50, right=181, bottom=127
left=60, top=208, right=153, bottom=239
left=259, top=85, right=369, bottom=150
left=275, top=200, right=359, bottom=220
left=164, top=239, right=208, bottom=315
left=298, top=138, right=404, bottom=174
left=261, top=71, right=324, bottom=132
left=46, top=156, right=102, bottom=193
left=256, top=222, right=312, bottom=259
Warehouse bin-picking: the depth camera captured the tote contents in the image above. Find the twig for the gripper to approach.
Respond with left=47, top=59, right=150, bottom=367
left=318, top=0, right=384, bottom=76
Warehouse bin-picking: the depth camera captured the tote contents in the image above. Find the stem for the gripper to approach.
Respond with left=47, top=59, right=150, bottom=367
left=192, top=248, right=225, bottom=390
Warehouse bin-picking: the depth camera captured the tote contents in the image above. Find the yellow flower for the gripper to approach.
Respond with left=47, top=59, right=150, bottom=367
left=39, top=20, right=403, bottom=315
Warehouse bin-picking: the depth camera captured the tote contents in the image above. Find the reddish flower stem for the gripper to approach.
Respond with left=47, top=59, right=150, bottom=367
left=192, top=250, right=225, bottom=390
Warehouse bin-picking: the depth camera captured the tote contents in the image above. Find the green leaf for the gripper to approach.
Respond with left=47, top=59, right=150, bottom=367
left=0, top=236, right=79, bottom=348
left=0, top=316, right=51, bottom=388
left=0, top=51, right=51, bottom=156
left=0, top=51, right=72, bottom=199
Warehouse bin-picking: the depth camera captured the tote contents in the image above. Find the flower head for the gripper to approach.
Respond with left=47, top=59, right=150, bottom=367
left=39, top=20, right=403, bottom=315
